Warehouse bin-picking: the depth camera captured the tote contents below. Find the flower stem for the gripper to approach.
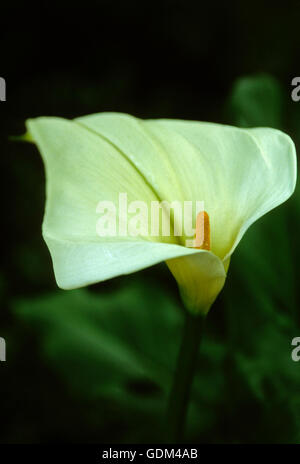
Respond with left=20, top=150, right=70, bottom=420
left=166, top=310, right=205, bottom=443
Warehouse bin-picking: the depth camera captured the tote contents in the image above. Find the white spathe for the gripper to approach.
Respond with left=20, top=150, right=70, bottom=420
left=26, top=113, right=297, bottom=314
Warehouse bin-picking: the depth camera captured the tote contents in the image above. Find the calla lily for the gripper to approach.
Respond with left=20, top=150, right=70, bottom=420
left=26, top=113, right=297, bottom=315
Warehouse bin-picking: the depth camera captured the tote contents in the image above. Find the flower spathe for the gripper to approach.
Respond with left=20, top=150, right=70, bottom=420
left=26, top=113, right=297, bottom=315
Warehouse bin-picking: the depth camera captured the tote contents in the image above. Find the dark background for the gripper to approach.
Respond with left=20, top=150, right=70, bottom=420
left=1, top=1, right=300, bottom=443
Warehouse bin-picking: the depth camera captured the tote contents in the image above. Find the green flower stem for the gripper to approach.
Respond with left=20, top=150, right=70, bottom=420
left=166, top=310, right=205, bottom=443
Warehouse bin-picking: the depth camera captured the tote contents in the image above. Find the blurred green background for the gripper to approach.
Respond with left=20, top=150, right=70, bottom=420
left=0, top=2, right=300, bottom=443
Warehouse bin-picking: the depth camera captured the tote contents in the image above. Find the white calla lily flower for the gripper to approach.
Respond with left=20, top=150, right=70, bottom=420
left=26, top=113, right=297, bottom=315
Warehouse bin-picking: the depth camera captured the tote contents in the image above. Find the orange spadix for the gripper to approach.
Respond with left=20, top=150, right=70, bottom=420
left=194, top=211, right=210, bottom=250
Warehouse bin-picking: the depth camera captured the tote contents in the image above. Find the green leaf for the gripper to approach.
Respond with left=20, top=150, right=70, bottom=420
left=13, top=276, right=227, bottom=442
left=228, top=73, right=283, bottom=128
